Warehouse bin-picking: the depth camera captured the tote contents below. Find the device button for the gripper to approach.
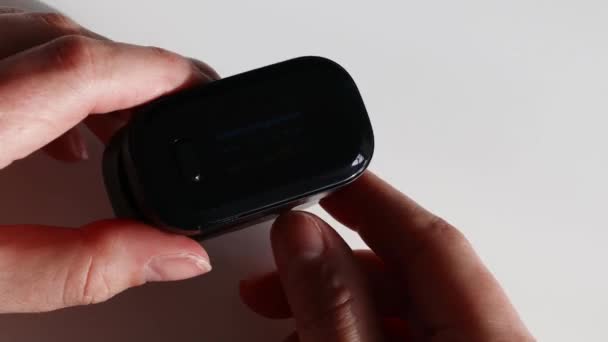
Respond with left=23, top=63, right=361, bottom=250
left=172, top=139, right=202, bottom=183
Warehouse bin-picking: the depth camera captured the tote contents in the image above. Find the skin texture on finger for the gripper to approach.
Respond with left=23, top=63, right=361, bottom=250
left=0, top=12, right=102, bottom=59
left=271, top=212, right=384, bottom=342
left=0, top=12, right=220, bottom=161
left=321, top=172, right=535, bottom=341
left=0, top=220, right=210, bottom=313
left=82, top=58, right=220, bottom=144
left=0, top=35, right=206, bottom=169
left=0, top=12, right=106, bottom=161
left=240, top=250, right=406, bottom=319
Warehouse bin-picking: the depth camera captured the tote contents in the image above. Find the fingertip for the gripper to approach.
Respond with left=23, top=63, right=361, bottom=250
left=271, top=211, right=326, bottom=269
left=81, top=220, right=212, bottom=288
left=81, top=219, right=210, bottom=267
left=0, top=37, right=217, bottom=167
left=270, top=211, right=384, bottom=341
left=271, top=210, right=314, bottom=228
left=188, top=57, right=221, bottom=81
left=144, top=252, right=211, bottom=282
left=0, top=221, right=212, bottom=312
left=271, top=211, right=325, bottom=241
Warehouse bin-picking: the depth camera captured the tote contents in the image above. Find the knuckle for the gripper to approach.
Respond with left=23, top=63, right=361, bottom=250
left=47, top=35, right=97, bottom=80
left=411, top=215, right=469, bottom=259
left=27, top=12, right=81, bottom=33
left=80, top=259, right=112, bottom=305
left=427, top=215, right=468, bottom=247
left=61, top=229, right=116, bottom=307
left=426, top=216, right=464, bottom=244
left=64, top=256, right=110, bottom=306
left=300, top=286, right=360, bottom=337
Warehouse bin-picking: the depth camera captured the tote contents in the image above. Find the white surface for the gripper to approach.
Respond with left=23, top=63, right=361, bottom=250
left=0, top=1, right=607, bottom=341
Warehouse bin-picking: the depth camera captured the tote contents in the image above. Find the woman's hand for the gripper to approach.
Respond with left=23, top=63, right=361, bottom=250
left=0, top=9, right=218, bottom=313
left=241, top=172, right=536, bottom=341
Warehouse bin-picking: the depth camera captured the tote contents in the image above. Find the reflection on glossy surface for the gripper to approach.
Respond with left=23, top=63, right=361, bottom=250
left=106, top=57, right=374, bottom=238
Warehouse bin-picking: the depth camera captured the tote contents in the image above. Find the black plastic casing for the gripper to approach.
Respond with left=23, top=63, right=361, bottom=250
left=103, top=56, right=374, bottom=240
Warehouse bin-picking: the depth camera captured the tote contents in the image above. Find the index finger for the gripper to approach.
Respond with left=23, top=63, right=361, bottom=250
left=321, top=171, right=533, bottom=340
left=0, top=35, right=204, bottom=169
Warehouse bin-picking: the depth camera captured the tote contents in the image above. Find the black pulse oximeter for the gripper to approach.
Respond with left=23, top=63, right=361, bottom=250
left=102, top=56, right=374, bottom=240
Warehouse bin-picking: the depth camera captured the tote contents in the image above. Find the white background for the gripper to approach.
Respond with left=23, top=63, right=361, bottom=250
left=0, top=1, right=607, bottom=341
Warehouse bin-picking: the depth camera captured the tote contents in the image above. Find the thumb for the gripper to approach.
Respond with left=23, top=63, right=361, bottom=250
left=0, top=220, right=211, bottom=313
left=271, top=212, right=383, bottom=342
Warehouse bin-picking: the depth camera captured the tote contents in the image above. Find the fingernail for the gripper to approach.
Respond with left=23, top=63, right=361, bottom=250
left=66, top=129, right=89, bottom=160
left=189, top=58, right=221, bottom=81
left=273, top=212, right=326, bottom=263
left=144, top=253, right=212, bottom=282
